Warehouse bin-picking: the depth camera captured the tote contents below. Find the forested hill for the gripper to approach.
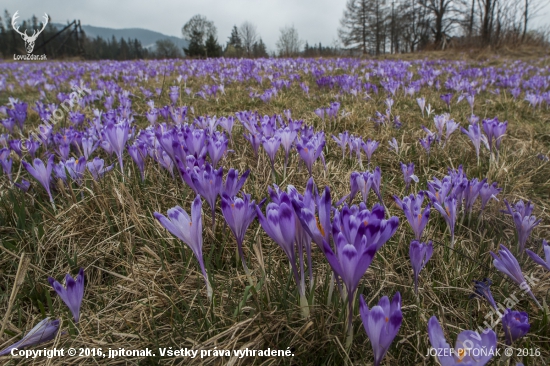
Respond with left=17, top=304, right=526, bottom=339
left=51, top=23, right=189, bottom=50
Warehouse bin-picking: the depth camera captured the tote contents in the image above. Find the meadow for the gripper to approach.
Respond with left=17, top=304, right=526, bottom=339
left=0, top=55, right=549, bottom=365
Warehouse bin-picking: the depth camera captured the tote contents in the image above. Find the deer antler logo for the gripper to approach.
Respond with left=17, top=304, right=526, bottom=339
left=12, top=11, right=49, bottom=54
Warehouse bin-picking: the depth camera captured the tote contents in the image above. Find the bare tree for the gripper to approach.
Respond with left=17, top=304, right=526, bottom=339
left=339, top=0, right=370, bottom=54
left=418, top=0, right=457, bottom=47
left=239, top=21, right=258, bottom=57
left=181, top=14, right=217, bottom=45
left=276, top=25, right=303, bottom=57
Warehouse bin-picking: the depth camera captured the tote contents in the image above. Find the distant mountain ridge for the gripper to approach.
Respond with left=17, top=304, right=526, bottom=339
left=51, top=23, right=189, bottom=51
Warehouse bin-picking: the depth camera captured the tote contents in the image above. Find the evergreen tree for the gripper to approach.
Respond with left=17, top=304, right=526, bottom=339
left=252, top=38, right=268, bottom=58
left=184, top=29, right=206, bottom=57
left=205, top=34, right=222, bottom=57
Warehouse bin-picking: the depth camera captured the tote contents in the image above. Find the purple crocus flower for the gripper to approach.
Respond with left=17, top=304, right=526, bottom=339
left=502, top=200, right=541, bottom=252
left=479, top=181, right=501, bottom=212
left=244, top=132, right=261, bottom=156
left=409, top=240, right=433, bottom=294
left=256, top=193, right=309, bottom=315
left=154, top=195, right=212, bottom=300
left=64, top=157, right=87, bottom=185
left=502, top=309, right=530, bottom=346
left=419, top=135, right=434, bottom=156
left=400, top=162, right=418, bottom=192
left=491, top=244, right=541, bottom=308
left=86, top=157, right=113, bottom=180
left=394, top=193, right=430, bottom=240
left=440, top=93, right=453, bottom=110
left=0, top=147, right=13, bottom=181
left=427, top=316, right=497, bottom=366
left=128, top=143, right=146, bottom=181
left=103, top=120, right=130, bottom=174
left=207, top=131, right=228, bottom=167
left=361, top=139, right=379, bottom=166
left=1, top=117, right=15, bottom=133
left=221, top=193, right=258, bottom=276
left=525, top=239, right=550, bottom=271
left=470, top=278, right=498, bottom=310
left=0, top=318, right=60, bottom=356
left=350, top=171, right=372, bottom=204
left=48, top=268, right=85, bottom=323
left=9, top=100, right=28, bottom=130
left=432, top=195, right=458, bottom=248
left=81, top=136, right=99, bottom=160
left=416, top=97, right=426, bottom=117
left=222, top=168, right=249, bottom=197
left=388, top=138, right=399, bottom=154
left=359, top=292, right=403, bottom=366
left=191, top=163, right=223, bottom=227
left=278, top=127, right=297, bottom=167
left=482, top=117, right=508, bottom=155
left=53, top=161, right=68, bottom=185
left=296, top=133, right=325, bottom=176
left=24, top=138, right=41, bottom=158
left=332, top=132, right=349, bottom=159
left=22, top=155, right=55, bottom=207
left=461, top=123, right=488, bottom=164
left=15, top=179, right=31, bottom=192
left=326, top=205, right=398, bottom=343
left=262, top=135, right=281, bottom=168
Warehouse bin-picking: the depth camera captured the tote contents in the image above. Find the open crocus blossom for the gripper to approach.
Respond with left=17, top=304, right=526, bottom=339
left=48, top=268, right=85, bottom=323
left=427, top=316, right=497, bottom=366
left=409, top=240, right=433, bottom=294
left=394, top=192, right=430, bottom=240
left=21, top=155, right=55, bottom=208
left=491, top=244, right=541, bottom=309
left=525, top=239, right=550, bottom=271
left=359, top=292, right=402, bottom=366
left=154, top=195, right=212, bottom=300
left=502, top=199, right=541, bottom=252
left=502, top=309, right=530, bottom=346
left=0, top=318, right=60, bottom=356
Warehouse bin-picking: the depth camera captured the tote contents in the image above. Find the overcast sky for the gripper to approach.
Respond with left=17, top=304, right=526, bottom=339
left=4, top=0, right=550, bottom=53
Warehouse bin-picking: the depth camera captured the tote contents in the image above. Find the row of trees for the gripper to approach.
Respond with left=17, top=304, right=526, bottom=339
left=338, top=0, right=547, bottom=55
left=181, top=15, right=269, bottom=58
left=180, top=15, right=342, bottom=58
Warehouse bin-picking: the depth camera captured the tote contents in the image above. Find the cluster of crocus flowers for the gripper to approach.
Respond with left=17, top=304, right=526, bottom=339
left=393, top=192, right=430, bottom=240
left=256, top=187, right=311, bottom=316
left=0, top=268, right=85, bottom=356
left=325, top=202, right=399, bottom=345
